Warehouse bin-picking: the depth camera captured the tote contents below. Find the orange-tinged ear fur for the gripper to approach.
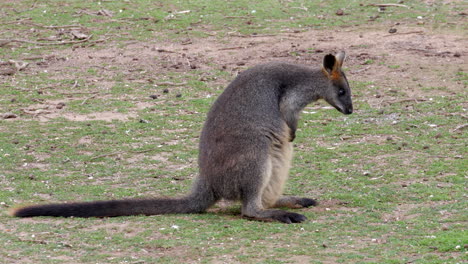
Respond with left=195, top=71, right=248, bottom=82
left=322, top=51, right=346, bottom=81
left=322, top=66, right=343, bottom=81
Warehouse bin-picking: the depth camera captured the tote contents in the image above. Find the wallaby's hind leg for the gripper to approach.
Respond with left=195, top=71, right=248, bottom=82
left=240, top=157, right=307, bottom=224
left=273, top=196, right=317, bottom=209
left=242, top=199, right=307, bottom=224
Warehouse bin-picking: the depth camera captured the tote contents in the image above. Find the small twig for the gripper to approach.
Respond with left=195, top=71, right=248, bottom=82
left=218, top=46, right=246, bottom=51
left=155, top=48, right=178, bottom=53
left=387, top=98, right=428, bottom=104
left=20, top=108, right=52, bottom=118
left=71, top=80, right=79, bottom=89
left=90, top=148, right=160, bottom=161
left=3, top=18, right=32, bottom=25
left=155, top=81, right=187, bottom=86
left=25, top=21, right=83, bottom=29
left=59, top=91, right=98, bottom=96
left=367, top=3, right=409, bottom=8
left=350, top=66, right=371, bottom=74
left=384, top=31, right=424, bottom=37
left=8, top=60, right=29, bottom=71
left=452, top=124, right=467, bottom=132
left=81, top=94, right=98, bottom=105
left=0, top=35, right=92, bottom=46
left=291, top=3, right=308, bottom=11
left=224, top=16, right=250, bottom=19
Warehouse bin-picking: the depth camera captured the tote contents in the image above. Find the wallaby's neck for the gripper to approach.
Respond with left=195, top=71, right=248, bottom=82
left=281, top=67, right=328, bottom=108
left=278, top=66, right=328, bottom=138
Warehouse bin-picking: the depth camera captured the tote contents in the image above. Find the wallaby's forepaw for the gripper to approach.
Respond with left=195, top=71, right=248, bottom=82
left=298, top=198, right=318, bottom=208
left=273, top=212, right=307, bottom=224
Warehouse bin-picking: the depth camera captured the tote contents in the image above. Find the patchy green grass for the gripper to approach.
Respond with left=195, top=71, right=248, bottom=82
left=1, top=0, right=466, bottom=263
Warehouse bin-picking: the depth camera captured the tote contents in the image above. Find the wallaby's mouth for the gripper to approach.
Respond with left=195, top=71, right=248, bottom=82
left=331, top=103, right=353, bottom=115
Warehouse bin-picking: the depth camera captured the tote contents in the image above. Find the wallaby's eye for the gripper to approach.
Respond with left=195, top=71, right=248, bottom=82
left=338, top=89, right=346, bottom=96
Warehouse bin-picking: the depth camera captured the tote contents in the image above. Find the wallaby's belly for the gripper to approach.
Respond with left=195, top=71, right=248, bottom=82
left=261, top=126, right=293, bottom=208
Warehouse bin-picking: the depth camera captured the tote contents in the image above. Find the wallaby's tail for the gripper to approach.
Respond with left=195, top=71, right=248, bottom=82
left=11, top=182, right=217, bottom=218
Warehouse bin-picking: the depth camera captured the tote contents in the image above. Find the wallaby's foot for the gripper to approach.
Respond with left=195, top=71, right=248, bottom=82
left=297, top=198, right=318, bottom=207
left=243, top=210, right=308, bottom=224
left=273, top=196, right=318, bottom=209
left=272, top=211, right=307, bottom=224
left=242, top=200, right=308, bottom=224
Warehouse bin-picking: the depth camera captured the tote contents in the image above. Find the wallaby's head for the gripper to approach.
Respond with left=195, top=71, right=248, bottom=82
left=321, top=51, right=353, bottom=115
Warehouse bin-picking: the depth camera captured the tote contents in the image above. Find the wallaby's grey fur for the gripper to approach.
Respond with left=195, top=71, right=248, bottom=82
left=12, top=52, right=353, bottom=224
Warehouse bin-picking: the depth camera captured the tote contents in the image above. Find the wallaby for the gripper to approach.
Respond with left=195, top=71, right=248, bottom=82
left=11, top=51, right=353, bottom=224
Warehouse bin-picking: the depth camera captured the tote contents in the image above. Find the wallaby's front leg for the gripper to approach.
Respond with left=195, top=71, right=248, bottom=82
left=273, top=196, right=317, bottom=209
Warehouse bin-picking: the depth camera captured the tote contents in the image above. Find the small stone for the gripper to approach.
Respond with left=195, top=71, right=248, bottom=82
left=423, top=145, right=430, bottom=149
left=453, top=52, right=461, bottom=57
left=56, top=102, right=66, bottom=109
left=149, top=94, right=158, bottom=99
left=163, top=89, right=169, bottom=94
left=401, top=183, right=408, bottom=187
left=388, top=28, right=397, bottom=34
left=336, top=9, right=344, bottom=16
left=3, top=113, right=17, bottom=119
left=175, top=94, right=182, bottom=98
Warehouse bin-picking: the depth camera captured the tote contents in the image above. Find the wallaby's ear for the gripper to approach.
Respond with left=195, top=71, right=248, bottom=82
left=323, top=54, right=336, bottom=75
left=335, top=51, right=346, bottom=68
left=322, top=51, right=346, bottom=79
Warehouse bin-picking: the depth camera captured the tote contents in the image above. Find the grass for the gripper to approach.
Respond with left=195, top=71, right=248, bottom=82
left=1, top=0, right=467, bottom=263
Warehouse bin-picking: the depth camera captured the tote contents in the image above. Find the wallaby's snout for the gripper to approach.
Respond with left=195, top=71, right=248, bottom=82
left=321, top=51, right=353, bottom=116
left=343, top=105, right=353, bottom=115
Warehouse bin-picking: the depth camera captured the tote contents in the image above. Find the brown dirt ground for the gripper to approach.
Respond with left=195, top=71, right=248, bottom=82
left=5, top=25, right=466, bottom=123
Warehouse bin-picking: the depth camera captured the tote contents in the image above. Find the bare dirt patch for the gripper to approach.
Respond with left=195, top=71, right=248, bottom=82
left=7, top=26, right=465, bottom=123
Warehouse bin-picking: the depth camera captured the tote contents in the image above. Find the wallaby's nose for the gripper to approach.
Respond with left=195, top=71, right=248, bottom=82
left=345, top=108, right=353, bottom=115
